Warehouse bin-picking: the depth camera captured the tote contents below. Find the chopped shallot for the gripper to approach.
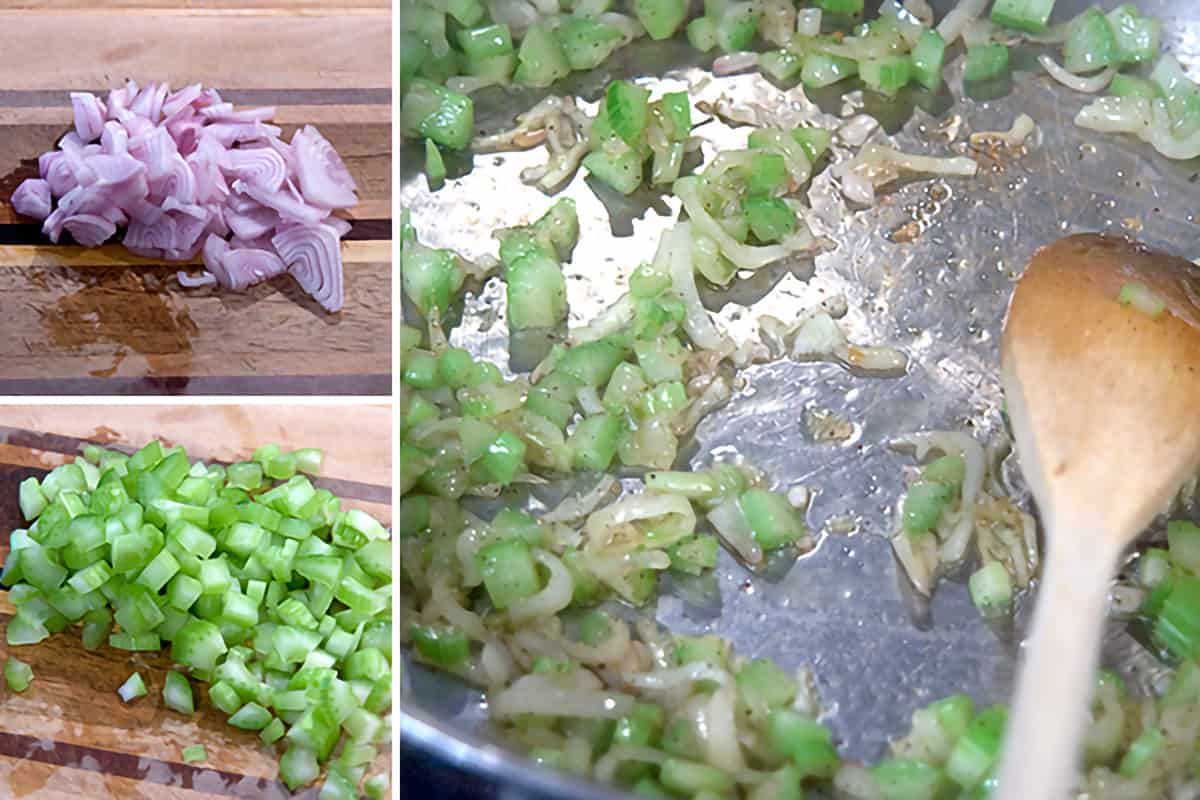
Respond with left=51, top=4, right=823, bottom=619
left=11, top=82, right=358, bottom=312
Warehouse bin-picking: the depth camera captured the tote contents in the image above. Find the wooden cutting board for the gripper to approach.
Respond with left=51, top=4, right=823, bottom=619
left=0, top=0, right=392, bottom=396
left=0, top=405, right=392, bottom=799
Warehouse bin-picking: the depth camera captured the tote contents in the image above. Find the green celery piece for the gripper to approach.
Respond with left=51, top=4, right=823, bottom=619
left=790, top=127, right=833, bottom=164
left=1168, top=520, right=1200, bottom=573
left=4, top=657, right=33, bottom=693
left=182, top=744, right=208, bottom=764
left=902, top=694, right=975, bottom=764
left=660, top=759, right=735, bottom=795
left=1063, top=8, right=1118, bottom=74
left=963, top=43, right=1010, bottom=82
left=990, top=0, right=1056, bottom=33
left=18, top=478, right=47, bottom=521
left=1107, top=5, right=1161, bottom=65
left=401, top=240, right=464, bottom=320
left=860, top=54, right=912, bottom=97
left=568, top=414, right=622, bottom=472
left=457, top=23, right=514, bottom=59
left=400, top=79, right=474, bottom=151
left=674, top=634, right=728, bottom=667
left=633, top=0, right=687, bottom=40
left=814, top=0, right=862, bottom=14
left=742, top=196, right=796, bottom=244
left=742, top=151, right=788, bottom=196
left=654, top=91, right=692, bottom=144
left=556, top=18, right=623, bottom=72
left=425, top=140, right=446, bottom=190
left=870, top=758, right=953, bottom=800
left=1109, top=73, right=1161, bottom=100
left=968, top=561, right=1013, bottom=617
left=687, top=16, right=719, bottom=52
left=668, top=535, right=719, bottom=576
left=1153, top=576, right=1200, bottom=661
left=172, top=618, right=228, bottom=672
left=163, top=671, right=195, bottom=715
left=802, top=52, right=858, bottom=89
left=921, top=454, right=966, bottom=487
left=279, top=744, right=320, bottom=792
left=514, top=22, right=570, bottom=88
left=583, top=146, right=644, bottom=195
left=1119, top=727, right=1165, bottom=776
left=716, top=2, right=759, bottom=53
left=766, top=709, right=840, bottom=778
left=229, top=702, right=273, bottom=731
left=556, top=338, right=628, bottom=387
left=578, top=609, right=612, bottom=646
left=902, top=481, right=954, bottom=536
left=736, top=658, right=799, bottom=720
left=760, top=50, right=803, bottom=82
left=606, top=80, right=652, bottom=147
left=479, top=432, right=527, bottom=485
left=739, top=489, right=807, bottom=550
left=506, top=251, right=568, bottom=330
left=476, top=538, right=540, bottom=609
left=116, top=671, right=146, bottom=702
left=945, top=706, right=1007, bottom=788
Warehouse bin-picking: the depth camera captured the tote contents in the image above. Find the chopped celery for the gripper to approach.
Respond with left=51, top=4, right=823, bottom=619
left=802, top=52, right=858, bottom=89
left=514, top=23, right=570, bottom=88
left=568, top=414, right=622, bottom=472
left=945, top=706, right=1007, bottom=788
left=401, top=79, right=475, bottom=150
left=902, top=481, right=954, bottom=535
left=761, top=50, right=803, bottom=82
left=1109, top=73, right=1161, bottom=100
left=687, top=17, right=719, bottom=52
left=634, top=0, right=687, bottom=40
left=457, top=23, right=513, bottom=59
left=477, top=538, right=541, bottom=609
left=1063, top=8, right=1117, bottom=74
left=968, top=561, right=1013, bottom=617
left=716, top=2, right=759, bottom=53
left=860, top=55, right=913, bottom=97
left=660, top=758, right=735, bottom=795
left=870, top=758, right=953, bottom=800
left=506, top=251, right=568, bottom=330
left=1168, top=520, right=1200, bottom=573
left=1119, top=727, right=1164, bottom=776
left=739, top=489, right=807, bottom=550
left=743, top=196, right=796, bottom=243
left=963, top=43, right=1010, bottom=82
left=425, top=140, right=446, bottom=189
left=117, top=672, right=147, bottom=702
left=556, top=18, right=623, bottom=72
left=790, top=127, right=833, bottom=164
left=583, top=147, right=644, bottom=195
left=4, top=657, right=33, bottom=693
left=163, top=671, right=195, bottom=714
left=182, top=744, right=208, bottom=763
left=1107, top=5, right=1160, bottom=65
left=766, top=709, right=840, bottom=779
left=990, top=0, right=1055, bottom=33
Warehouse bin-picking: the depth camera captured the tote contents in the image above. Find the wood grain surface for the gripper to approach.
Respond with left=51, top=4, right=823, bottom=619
left=0, top=1, right=392, bottom=395
left=0, top=405, right=392, bottom=798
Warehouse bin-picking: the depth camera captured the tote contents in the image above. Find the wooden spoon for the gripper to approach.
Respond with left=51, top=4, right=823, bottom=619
left=995, top=233, right=1200, bottom=800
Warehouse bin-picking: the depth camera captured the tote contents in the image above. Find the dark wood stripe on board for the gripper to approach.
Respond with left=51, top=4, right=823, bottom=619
left=0, top=733, right=315, bottom=800
left=0, top=219, right=391, bottom=247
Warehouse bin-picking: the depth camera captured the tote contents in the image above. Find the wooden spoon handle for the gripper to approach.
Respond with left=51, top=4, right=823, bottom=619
left=995, top=545, right=1119, bottom=800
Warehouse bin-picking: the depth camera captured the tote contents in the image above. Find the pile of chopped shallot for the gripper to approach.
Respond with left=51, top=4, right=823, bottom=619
left=10, top=82, right=358, bottom=312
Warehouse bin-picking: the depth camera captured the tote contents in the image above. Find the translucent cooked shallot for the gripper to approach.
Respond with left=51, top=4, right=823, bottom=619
left=11, top=82, right=359, bottom=312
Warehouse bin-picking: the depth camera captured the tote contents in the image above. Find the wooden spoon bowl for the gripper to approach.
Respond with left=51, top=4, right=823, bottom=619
left=996, top=233, right=1200, bottom=800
